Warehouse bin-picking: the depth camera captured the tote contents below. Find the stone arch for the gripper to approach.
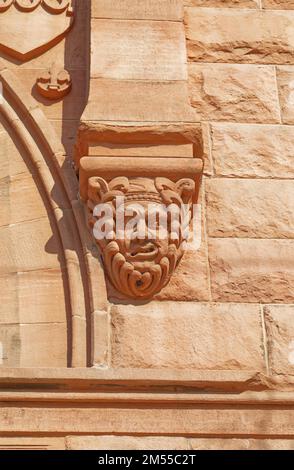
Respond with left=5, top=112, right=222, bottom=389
left=0, top=65, right=106, bottom=367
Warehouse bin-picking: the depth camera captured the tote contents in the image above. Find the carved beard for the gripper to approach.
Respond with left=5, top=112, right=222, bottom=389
left=102, top=240, right=182, bottom=299
left=87, top=176, right=195, bottom=298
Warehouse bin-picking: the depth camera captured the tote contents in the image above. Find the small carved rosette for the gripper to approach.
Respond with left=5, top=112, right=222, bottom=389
left=87, top=176, right=195, bottom=299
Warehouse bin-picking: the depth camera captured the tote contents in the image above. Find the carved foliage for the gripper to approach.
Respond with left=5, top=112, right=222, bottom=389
left=87, top=176, right=195, bottom=299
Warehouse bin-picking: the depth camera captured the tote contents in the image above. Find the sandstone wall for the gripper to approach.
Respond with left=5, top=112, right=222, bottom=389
left=0, top=1, right=90, bottom=367
left=108, top=0, right=294, bottom=380
left=0, top=0, right=293, bottom=449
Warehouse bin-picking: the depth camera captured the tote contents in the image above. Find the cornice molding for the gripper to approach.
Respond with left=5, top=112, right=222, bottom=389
left=0, top=369, right=293, bottom=437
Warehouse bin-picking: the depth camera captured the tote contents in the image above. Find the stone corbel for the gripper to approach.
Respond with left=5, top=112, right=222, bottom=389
left=78, top=156, right=203, bottom=299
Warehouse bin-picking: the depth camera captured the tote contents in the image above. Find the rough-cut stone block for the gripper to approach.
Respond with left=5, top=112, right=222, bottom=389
left=155, top=248, right=211, bottom=301
left=84, top=79, right=197, bottom=122
left=189, top=64, right=280, bottom=123
left=186, top=9, right=294, bottom=64
left=91, top=19, right=187, bottom=80
left=206, top=178, right=294, bottom=238
left=262, top=1, right=294, bottom=9
left=0, top=218, right=63, bottom=274
left=0, top=270, right=67, bottom=325
left=210, top=123, right=294, bottom=178
left=66, top=435, right=190, bottom=450
left=209, top=239, right=294, bottom=303
left=111, top=303, right=265, bottom=370
left=264, top=305, right=294, bottom=375
left=185, top=1, right=259, bottom=6
left=277, top=66, right=294, bottom=124
left=93, top=0, right=184, bottom=21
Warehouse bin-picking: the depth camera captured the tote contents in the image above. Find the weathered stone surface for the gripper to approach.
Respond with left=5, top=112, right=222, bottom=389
left=210, top=123, right=294, bottom=178
left=264, top=305, right=294, bottom=375
left=0, top=269, right=67, bottom=325
left=111, top=303, right=265, bottom=370
left=66, top=435, right=190, bottom=450
left=190, top=438, right=294, bottom=450
left=91, top=19, right=187, bottom=81
left=206, top=178, right=294, bottom=238
left=155, top=247, right=211, bottom=301
left=83, top=79, right=197, bottom=123
left=0, top=122, right=29, bottom=178
left=209, top=239, right=294, bottom=302
left=262, top=1, right=294, bottom=9
left=19, top=323, right=67, bottom=368
left=277, top=66, right=294, bottom=124
left=185, top=0, right=259, bottom=6
left=93, top=0, right=184, bottom=21
left=66, top=435, right=294, bottom=450
left=189, top=64, right=281, bottom=123
left=0, top=322, right=67, bottom=368
left=0, top=173, right=46, bottom=227
left=88, top=142, right=194, bottom=158
left=0, top=325, right=20, bottom=367
left=186, top=8, right=294, bottom=64
left=3, top=404, right=294, bottom=437
left=0, top=218, right=63, bottom=274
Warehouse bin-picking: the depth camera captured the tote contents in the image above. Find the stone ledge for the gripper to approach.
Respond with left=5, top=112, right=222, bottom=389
left=0, top=369, right=293, bottom=436
left=0, top=368, right=287, bottom=392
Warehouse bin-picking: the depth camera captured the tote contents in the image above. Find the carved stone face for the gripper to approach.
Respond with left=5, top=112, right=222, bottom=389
left=87, top=176, right=195, bottom=299
left=121, top=201, right=170, bottom=267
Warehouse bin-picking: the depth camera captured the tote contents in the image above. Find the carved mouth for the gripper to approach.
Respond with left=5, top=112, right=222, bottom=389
left=127, top=242, right=159, bottom=261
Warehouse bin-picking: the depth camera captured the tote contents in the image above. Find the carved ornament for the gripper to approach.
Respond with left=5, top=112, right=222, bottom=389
left=0, top=0, right=74, bottom=61
left=36, top=63, right=72, bottom=100
left=79, top=157, right=203, bottom=299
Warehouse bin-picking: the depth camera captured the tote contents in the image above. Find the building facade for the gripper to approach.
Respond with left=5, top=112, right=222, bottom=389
left=0, top=0, right=294, bottom=449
